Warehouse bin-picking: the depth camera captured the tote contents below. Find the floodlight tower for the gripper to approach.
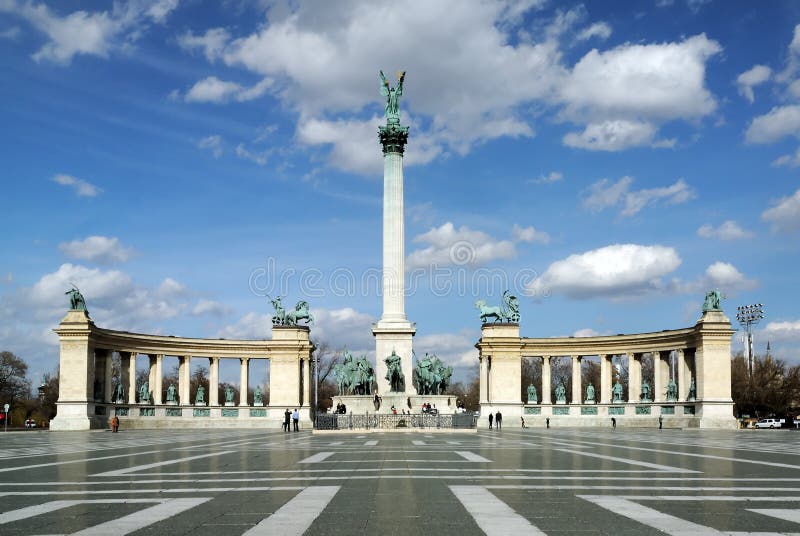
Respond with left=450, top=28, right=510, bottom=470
left=736, top=304, right=764, bottom=377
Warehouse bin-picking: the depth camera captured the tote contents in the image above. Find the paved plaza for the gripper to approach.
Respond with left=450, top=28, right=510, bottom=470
left=2, top=428, right=800, bottom=535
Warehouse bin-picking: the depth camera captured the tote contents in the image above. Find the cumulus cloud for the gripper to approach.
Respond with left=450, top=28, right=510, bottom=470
left=563, top=120, right=667, bottom=151
left=58, top=236, right=135, bottom=264
left=581, top=176, right=694, bottom=216
left=52, top=173, right=101, bottom=197
left=745, top=105, right=800, bottom=144
left=671, top=261, right=757, bottom=295
left=737, top=64, right=772, bottom=103
left=512, top=224, right=550, bottom=244
left=763, top=320, right=800, bottom=342
left=531, top=171, right=563, bottom=184
left=0, top=0, right=179, bottom=64
left=575, top=22, right=611, bottom=42
left=407, top=222, right=516, bottom=269
left=416, top=331, right=478, bottom=367
left=192, top=299, right=230, bottom=317
left=527, top=244, right=682, bottom=299
left=235, top=144, right=269, bottom=166
left=184, top=76, right=272, bottom=103
left=216, top=312, right=272, bottom=340
left=573, top=328, right=600, bottom=337
left=197, top=135, right=223, bottom=157
left=762, top=188, right=800, bottom=233
left=178, top=27, right=230, bottom=62
left=772, top=147, right=800, bottom=168
left=697, top=221, right=754, bottom=241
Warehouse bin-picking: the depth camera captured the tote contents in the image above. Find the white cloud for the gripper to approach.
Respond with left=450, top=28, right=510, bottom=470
left=697, top=220, right=754, bottom=241
left=772, top=147, right=800, bottom=168
left=0, top=25, right=20, bottom=39
left=184, top=76, right=272, bottom=103
left=763, top=320, right=800, bottom=342
left=703, top=261, right=756, bottom=290
left=526, top=244, right=682, bottom=299
left=512, top=224, right=550, bottom=244
left=52, top=173, right=101, bottom=197
left=560, top=34, right=721, bottom=122
left=576, top=22, right=611, bottom=42
left=762, top=188, right=800, bottom=233
left=192, top=299, right=231, bottom=317
left=407, top=222, right=517, bottom=269
left=581, top=176, right=694, bottom=216
left=178, top=27, right=230, bottom=62
left=573, top=328, right=600, bottom=337
left=416, top=331, right=479, bottom=367
left=563, top=120, right=664, bottom=151
left=198, top=135, right=223, bottom=158
left=235, top=144, right=269, bottom=166
left=531, top=171, right=563, bottom=184
left=58, top=236, right=135, bottom=264
left=216, top=312, right=272, bottom=339
left=745, top=105, right=800, bottom=144
left=0, top=0, right=179, bottom=64
left=736, top=64, right=771, bottom=103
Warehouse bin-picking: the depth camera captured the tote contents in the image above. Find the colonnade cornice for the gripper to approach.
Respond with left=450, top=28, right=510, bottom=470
left=517, top=326, right=697, bottom=356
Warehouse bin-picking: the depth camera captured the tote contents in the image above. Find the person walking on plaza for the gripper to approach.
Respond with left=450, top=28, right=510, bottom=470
left=488, top=412, right=493, bottom=429
left=520, top=416, right=526, bottom=428
left=495, top=411, right=502, bottom=430
left=546, top=417, right=550, bottom=429
left=110, top=415, right=119, bottom=433
left=611, top=417, right=616, bottom=429
left=292, top=408, right=299, bottom=431
left=659, top=415, right=663, bottom=430
left=283, top=409, right=291, bottom=432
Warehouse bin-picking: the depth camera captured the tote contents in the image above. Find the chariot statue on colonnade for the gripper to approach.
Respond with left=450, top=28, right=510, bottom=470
left=269, top=296, right=314, bottom=326
left=475, top=290, right=520, bottom=324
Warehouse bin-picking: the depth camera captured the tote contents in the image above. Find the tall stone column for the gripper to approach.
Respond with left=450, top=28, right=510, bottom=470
left=147, top=354, right=157, bottom=403
left=479, top=356, right=488, bottom=404
left=571, top=356, right=582, bottom=404
left=120, top=351, right=130, bottom=403
left=677, top=349, right=687, bottom=401
left=627, top=352, right=641, bottom=403
left=154, top=354, right=164, bottom=405
left=179, top=355, right=191, bottom=405
left=128, top=352, right=137, bottom=404
left=51, top=309, right=97, bottom=430
left=541, top=356, right=552, bottom=404
left=94, top=349, right=108, bottom=402
left=302, top=358, right=310, bottom=408
left=653, top=351, right=664, bottom=403
left=600, top=354, right=611, bottom=403
left=239, top=358, right=249, bottom=406
left=372, top=104, right=416, bottom=397
left=209, top=357, right=219, bottom=406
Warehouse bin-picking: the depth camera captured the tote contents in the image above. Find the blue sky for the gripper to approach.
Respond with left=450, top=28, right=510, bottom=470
left=2, top=0, right=800, bottom=385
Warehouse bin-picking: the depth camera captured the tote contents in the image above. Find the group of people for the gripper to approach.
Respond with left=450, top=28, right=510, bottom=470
left=334, top=402, right=348, bottom=414
left=487, top=410, right=503, bottom=429
left=283, top=408, right=300, bottom=432
left=420, top=403, right=437, bottom=414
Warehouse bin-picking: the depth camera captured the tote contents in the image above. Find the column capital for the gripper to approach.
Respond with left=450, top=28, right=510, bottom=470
left=379, top=123, right=410, bottom=155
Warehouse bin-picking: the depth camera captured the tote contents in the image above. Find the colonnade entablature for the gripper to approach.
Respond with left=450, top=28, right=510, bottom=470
left=50, top=309, right=313, bottom=431
left=476, top=309, right=737, bottom=429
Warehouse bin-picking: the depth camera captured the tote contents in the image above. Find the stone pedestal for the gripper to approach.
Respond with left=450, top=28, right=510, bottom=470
left=373, top=322, right=416, bottom=396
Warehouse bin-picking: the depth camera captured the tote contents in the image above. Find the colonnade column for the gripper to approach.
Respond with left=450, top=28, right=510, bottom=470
left=147, top=354, right=157, bottom=403
left=103, top=351, right=113, bottom=403
left=600, top=354, right=611, bottom=403
left=209, top=357, right=219, bottom=406
left=93, top=349, right=107, bottom=402
left=239, top=358, right=249, bottom=406
left=653, top=351, right=664, bottom=403
left=571, top=356, right=582, bottom=404
left=628, top=352, right=641, bottom=403
left=179, top=355, right=191, bottom=405
left=120, top=351, right=130, bottom=403
left=153, top=354, right=164, bottom=405
left=677, top=349, right=687, bottom=401
left=128, top=352, right=137, bottom=404
left=479, top=356, right=488, bottom=404
left=541, top=356, right=552, bottom=404
left=302, top=358, right=310, bottom=408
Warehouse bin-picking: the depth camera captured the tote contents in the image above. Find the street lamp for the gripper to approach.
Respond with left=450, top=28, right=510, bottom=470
left=737, top=303, right=765, bottom=377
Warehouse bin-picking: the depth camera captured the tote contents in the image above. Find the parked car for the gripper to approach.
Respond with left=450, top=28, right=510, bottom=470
left=755, top=418, right=782, bottom=429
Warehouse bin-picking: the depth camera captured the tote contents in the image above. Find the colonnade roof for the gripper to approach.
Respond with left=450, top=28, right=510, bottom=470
left=86, top=325, right=311, bottom=359
left=519, top=326, right=697, bottom=356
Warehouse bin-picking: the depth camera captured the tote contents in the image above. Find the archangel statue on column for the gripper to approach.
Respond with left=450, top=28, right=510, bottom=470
left=380, top=70, right=405, bottom=123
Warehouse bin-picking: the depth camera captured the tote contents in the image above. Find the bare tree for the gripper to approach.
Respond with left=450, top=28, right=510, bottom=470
left=0, top=351, right=31, bottom=405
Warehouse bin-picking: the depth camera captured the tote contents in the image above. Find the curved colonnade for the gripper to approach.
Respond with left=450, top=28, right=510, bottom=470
left=50, top=310, right=312, bottom=430
left=477, top=309, right=737, bottom=428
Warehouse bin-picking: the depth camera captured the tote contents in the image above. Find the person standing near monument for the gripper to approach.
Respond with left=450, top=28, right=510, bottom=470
left=283, top=409, right=291, bottom=432
left=292, top=408, right=299, bottom=431
left=488, top=412, right=493, bottom=429
left=110, top=415, right=119, bottom=433
left=495, top=410, right=502, bottom=430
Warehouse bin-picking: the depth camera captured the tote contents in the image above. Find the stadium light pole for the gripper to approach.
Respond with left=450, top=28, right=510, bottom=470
left=736, top=304, right=764, bottom=378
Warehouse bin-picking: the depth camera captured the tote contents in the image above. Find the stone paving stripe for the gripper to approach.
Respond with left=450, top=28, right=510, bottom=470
left=0, top=499, right=164, bottom=525
left=364, top=440, right=378, bottom=446
left=242, top=486, right=340, bottom=536
left=556, top=447, right=697, bottom=472
left=447, top=441, right=462, bottom=445
left=578, top=495, right=725, bottom=535
left=0, top=486, right=305, bottom=496
left=456, top=451, right=492, bottom=462
left=0, top=449, right=165, bottom=474
left=328, top=441, right=343, bottom=446
left=413, top=440, right=426, bottom=445
left=747, top=509, right=800, bottom=523
left=92, top=451, right=235, bottom=477
left=71, top=497, right=211, bottom=536
left=298, top=452, right=335, bottom=464
left=449, top=485, right=547, bottom=535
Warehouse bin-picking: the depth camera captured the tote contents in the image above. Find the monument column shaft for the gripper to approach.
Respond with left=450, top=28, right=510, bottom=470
left=677, top=349, right=687, bottom=401
left=479, top=357, right=488, bottom=403
left=382, top=151, right=406, bottom=321
left=600, top=354, right=611, bottom=403
left=239, top=358, right=249, bottom=406
left=128, top=353, right=137, bottom=404
left=653, top=351, right=664, bottom=402
left=628, top=352, right=641, bottom=403
left=209, top=357, right=219, bottom=406
left=541, top=356, right=552, bottom=404
left=179, top=356, right=191, bottom=405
